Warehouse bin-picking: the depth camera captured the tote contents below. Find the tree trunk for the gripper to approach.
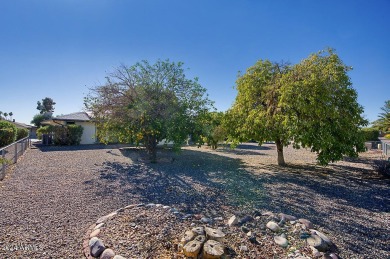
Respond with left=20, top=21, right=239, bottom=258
left=146, top=135, right=157, bottom=163
left=275, top=139, right=286, bottom=166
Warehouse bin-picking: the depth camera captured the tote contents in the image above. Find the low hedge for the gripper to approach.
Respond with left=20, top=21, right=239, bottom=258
left=0, top=121, right=17, bottom=147
left=16, top=128, right=29, bottom=140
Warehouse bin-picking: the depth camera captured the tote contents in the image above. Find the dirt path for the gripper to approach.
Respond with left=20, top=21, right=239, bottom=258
left=0, top=143, right=389, bottom=258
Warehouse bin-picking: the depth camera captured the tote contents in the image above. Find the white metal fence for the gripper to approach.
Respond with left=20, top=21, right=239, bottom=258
left=382, top=142, right=390, bottom=158
left=0, top=137, right=31, bottom=180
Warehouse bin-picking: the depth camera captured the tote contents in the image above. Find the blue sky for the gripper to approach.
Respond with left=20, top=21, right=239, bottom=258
left=0, top=0, right=389, bottom=125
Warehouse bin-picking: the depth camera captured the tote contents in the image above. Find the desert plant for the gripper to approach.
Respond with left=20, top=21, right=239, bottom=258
left=16, top=128, right=29, bottom=140
left=0, top=120, right=17, bottom=147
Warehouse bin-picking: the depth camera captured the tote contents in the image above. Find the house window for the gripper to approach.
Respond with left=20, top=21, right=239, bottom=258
left=66, top=121, right=75, bottom=125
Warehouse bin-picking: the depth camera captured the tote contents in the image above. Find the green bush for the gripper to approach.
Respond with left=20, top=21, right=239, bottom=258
left=385, top=134, right=390, bottom=140
left=16, top=128, right=29, bottom=140
left=52, top=125, right=83, bottom=145
left=67, top=125, right=83, bottom=145
left=36, top=125, right=53, bottom=139
left=361, top=128, right=379, bottom=141
left=0, top=121, right=17, bottom=147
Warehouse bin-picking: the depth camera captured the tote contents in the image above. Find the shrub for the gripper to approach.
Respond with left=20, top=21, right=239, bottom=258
left=385, top=134, right=390, bottom=140
left=67, top=125, right=83, bottom=145
left=361, top=128, right=379, bottom=141
left=52, top=125, right=83, bottom=145
left=37, top=125, right=53, bottom=139
left=0, top=121, right=17, bottom=147
left=16, top=128, right=29, bottom=140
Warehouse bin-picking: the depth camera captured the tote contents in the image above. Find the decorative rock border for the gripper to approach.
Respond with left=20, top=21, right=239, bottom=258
left=82, top=203, right=176, bottom=259
left=83, top=204, right=341, bottom=258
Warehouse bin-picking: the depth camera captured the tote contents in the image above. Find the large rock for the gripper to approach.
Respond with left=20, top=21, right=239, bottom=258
left=310, top=229, right=332, bottom=245
left=266, top=221, right=280, bottom=232
left=181, top=230, right=195, bottom=245
left=203, top=240, right=225, bottom=259
left=113, top=255, right=126, bottom=259
left=274, top=235, right=289, bottom=248
left=227, top=215, right=238, bottom=227
left=100, top=248, right=115, bottom=259
left=183, top=240, right=202, bottom=258
left=307, top=233, right=329, bottom=252
left=90, top=238, right=105, bottom=257
left=205, top=227, right=226, bottom=242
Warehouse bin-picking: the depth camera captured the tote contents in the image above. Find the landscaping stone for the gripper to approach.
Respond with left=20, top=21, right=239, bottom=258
left=274, top=235, right=289, bottom=248
left=205, top=226, right=225, bottom=242
left=203, top=240, right=225, bottom=258
left=266, top=221, right=280, bottom=232
left=227, top=215, right=238, bottom=227
left=310, top=229, right=332, bottom=245
left=90, top=238, right=105, bottom=257
left=307, top=233, right=329, bottom=252
left=181, top=230, right=195, bottom=245
left=113, top=256, right=126, bottom=259
left=94, top=223, right=104, bottom=230
left=183, top=240, right=202, bottom=257
left=100, top=248, right=115, bottom=259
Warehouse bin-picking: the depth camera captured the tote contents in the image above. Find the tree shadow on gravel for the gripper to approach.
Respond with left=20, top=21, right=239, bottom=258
left=252, top=162, right=390, bottom=257
left=85, top=149, right=271, bottom=215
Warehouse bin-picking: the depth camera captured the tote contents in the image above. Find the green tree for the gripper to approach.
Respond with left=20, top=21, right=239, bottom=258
left=37, top=97, right=56, bottom=114
left=227, top=49, right=367, bottom=166
left=372, top=100, right=390, bottom=131
left=85, top=60, right=213, bottom=162
left=9, top=112, right=13, bottom=120
left=199, top=111, right=227, bottom=149
left=3, top=112, right=8, bottom=120
left=31, top=113, right=52, bottom=127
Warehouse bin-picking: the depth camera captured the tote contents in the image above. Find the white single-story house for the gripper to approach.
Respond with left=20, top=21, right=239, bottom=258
left=42, top=112, right=97, bottom=144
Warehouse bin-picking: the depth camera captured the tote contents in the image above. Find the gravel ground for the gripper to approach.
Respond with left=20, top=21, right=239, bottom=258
left=0, top=143, right=389, bottom=258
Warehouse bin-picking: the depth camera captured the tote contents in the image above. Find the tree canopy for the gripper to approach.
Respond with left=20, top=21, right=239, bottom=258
left=226, top=49, right=367, bottom=166
left=85, top=60, right=213, bottom=162
left=37, top=97, right=56, bottom=114
left=372, top=100, right=390, bottom=131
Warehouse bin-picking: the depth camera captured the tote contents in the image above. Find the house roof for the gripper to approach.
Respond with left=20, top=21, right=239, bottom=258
left=8, top=120, right=35, bottom=129
left=53, top=112, right=92, bottom=122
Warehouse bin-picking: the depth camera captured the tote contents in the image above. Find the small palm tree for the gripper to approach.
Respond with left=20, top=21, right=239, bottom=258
left=9, top=112, right=13, bottom=121
left=3, top=112, right=8, bottom=120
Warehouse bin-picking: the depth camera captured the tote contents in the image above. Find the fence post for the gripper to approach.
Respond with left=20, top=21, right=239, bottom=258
left=14, top=141, right=18, bottom=163
left=1, top=149, right=5, bottom=180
